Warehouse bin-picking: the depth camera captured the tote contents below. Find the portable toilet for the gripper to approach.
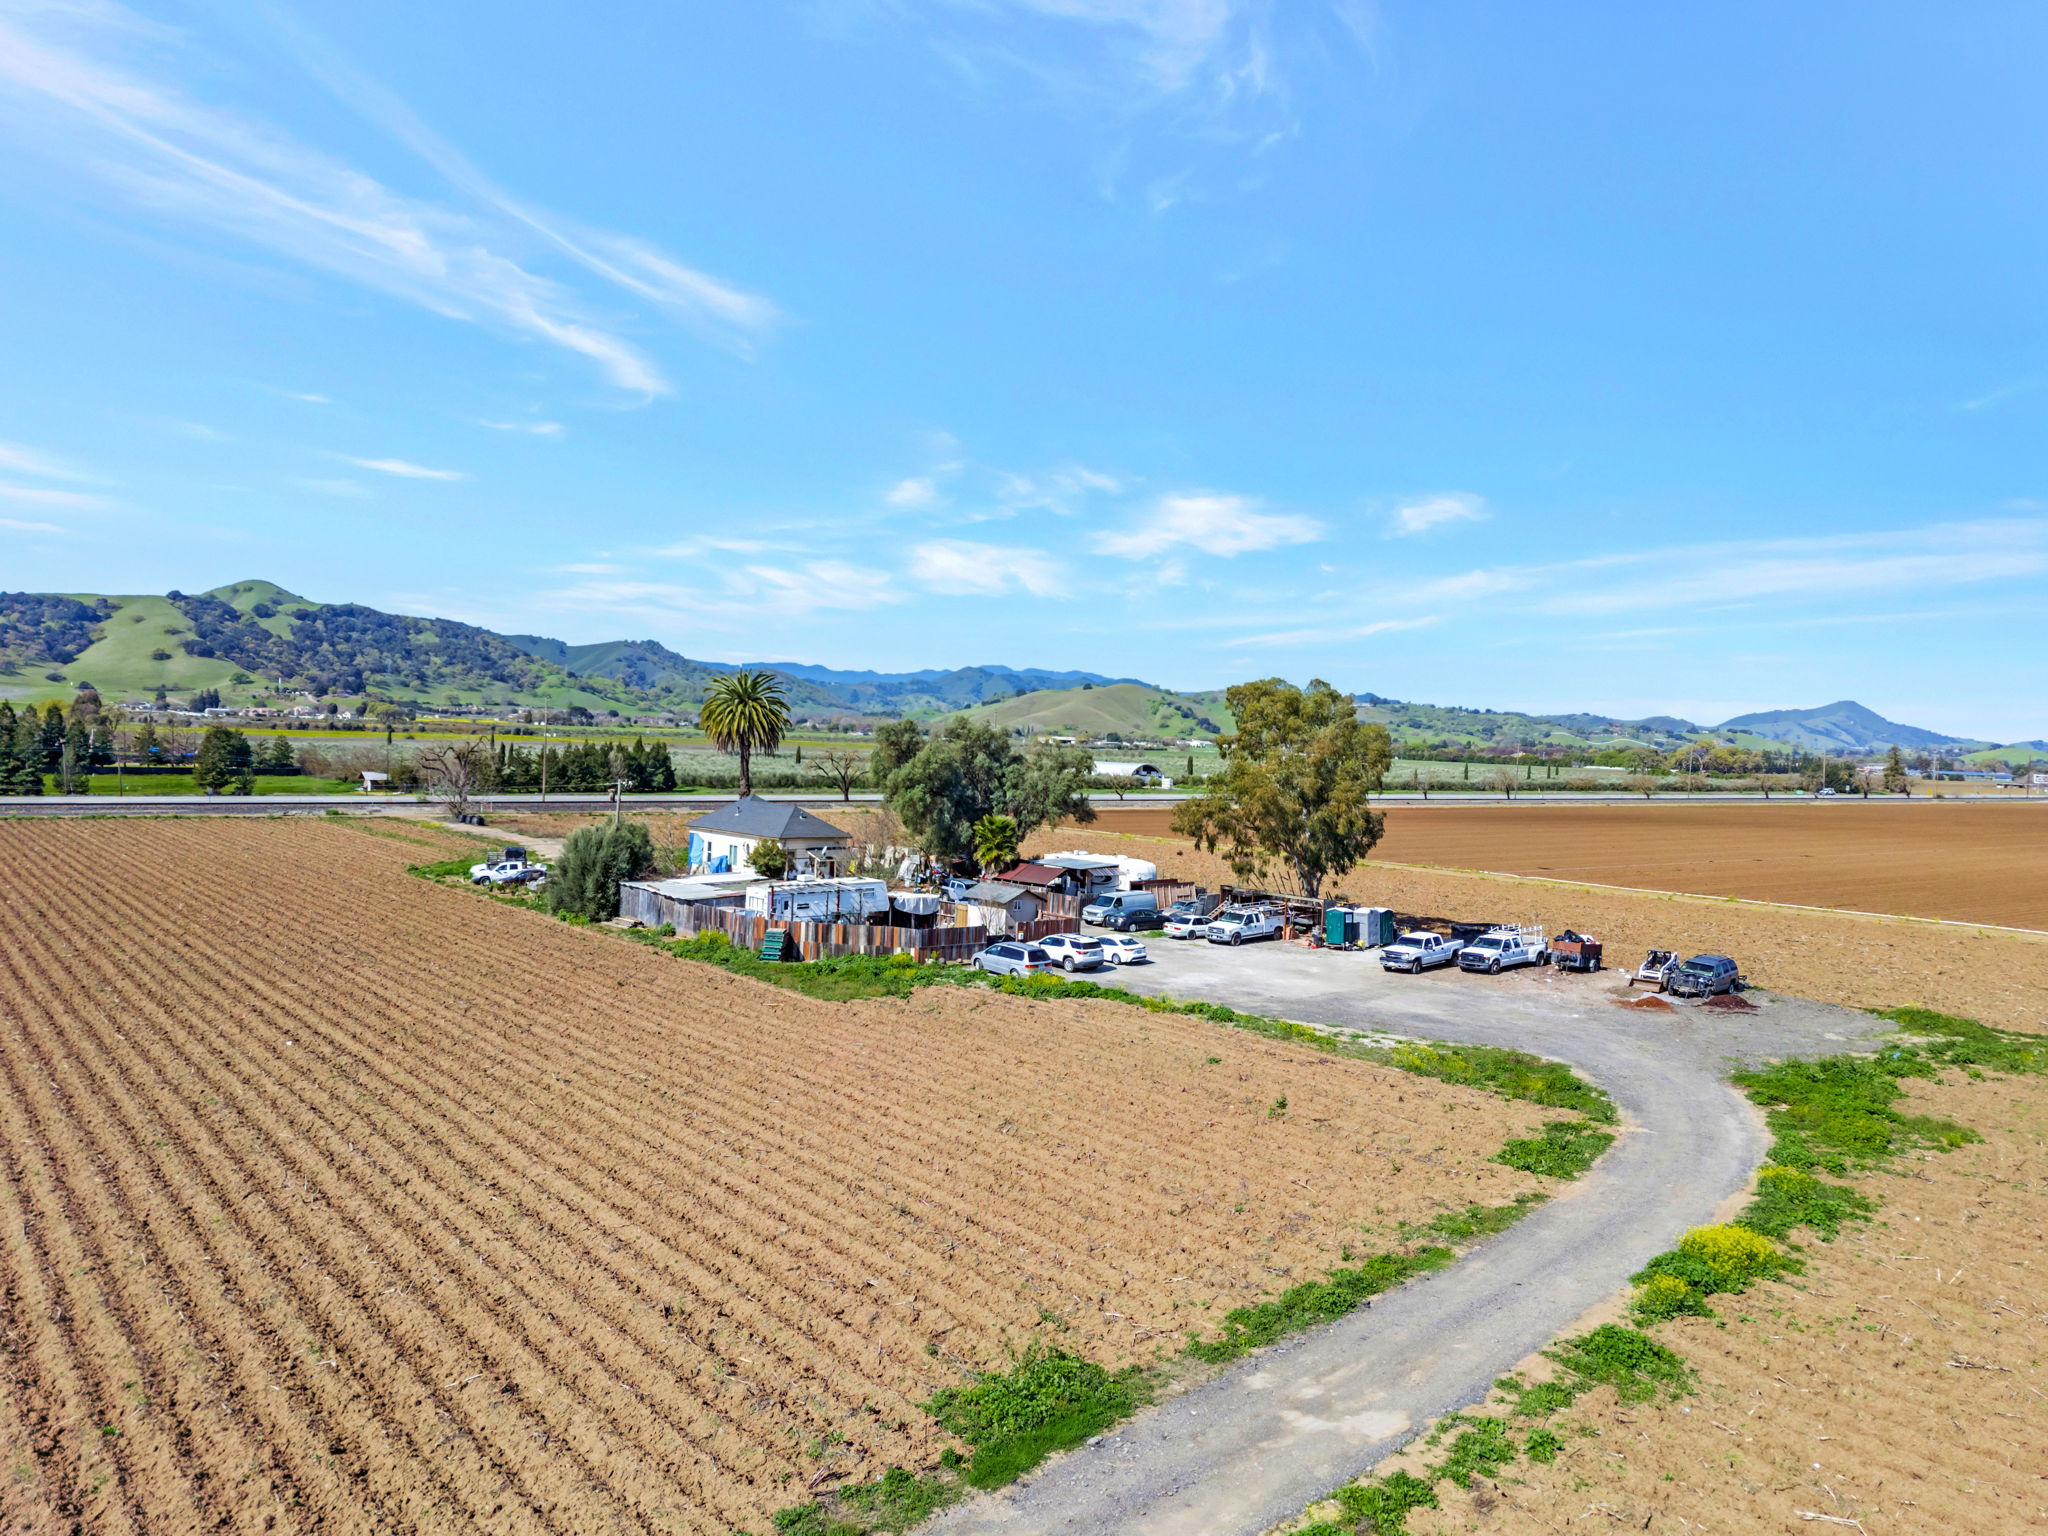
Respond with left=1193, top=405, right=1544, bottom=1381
left=1357, top=907, right=1397, bottom=947
left=1324, top=906, right=1355, bottom=946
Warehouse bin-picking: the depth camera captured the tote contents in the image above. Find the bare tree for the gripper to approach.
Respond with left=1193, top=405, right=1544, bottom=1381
left=418, top=737, right=495, bottom=823
left=811, top=749, right=866, bottom=801
left=1488, top=767, right=1522, bottom=799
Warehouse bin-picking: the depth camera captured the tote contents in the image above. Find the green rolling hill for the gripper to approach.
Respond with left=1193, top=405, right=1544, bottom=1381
left=949, top=682, right=1233, bottom=740
left=2, top=582, right=2034, bottom=756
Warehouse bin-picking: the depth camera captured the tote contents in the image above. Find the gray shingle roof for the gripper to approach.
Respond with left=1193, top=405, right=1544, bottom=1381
left=961, top=881, right=1030, bottom=903
left=686, top=796, right=852, bottom=841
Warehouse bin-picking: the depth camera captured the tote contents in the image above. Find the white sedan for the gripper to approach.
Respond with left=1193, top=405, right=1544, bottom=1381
left=1162, top=911, right=1213, bottom=940
left=1095, top=935, right=1149, bottom=965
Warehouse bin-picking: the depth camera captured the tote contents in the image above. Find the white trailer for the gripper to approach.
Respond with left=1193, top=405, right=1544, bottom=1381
left=744, top=878, right=891, bottom=923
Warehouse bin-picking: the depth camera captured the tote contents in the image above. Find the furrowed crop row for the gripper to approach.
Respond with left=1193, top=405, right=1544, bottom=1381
left=19, top=843, right=987, bottom=1507
left=0, top=908, right=600, bottom=1535
left=127, top=880, right=1000, bottom=1437
left=0, top=955, right=467, bottom=1536
left=4, top=884, right=782, bottom=1531
left=202, top=864, right=1280, bottom=1351
left=18, top=868, right=806, bottom=1531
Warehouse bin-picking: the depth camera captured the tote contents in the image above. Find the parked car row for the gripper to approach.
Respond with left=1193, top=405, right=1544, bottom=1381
left=972, top=931, right=1150, bottom=975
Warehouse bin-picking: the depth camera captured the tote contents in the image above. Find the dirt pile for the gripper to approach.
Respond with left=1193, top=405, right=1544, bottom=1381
left=0, top=817, right=1548, bottom=1536
left=1413, top=1071, right=2048, bottom=1534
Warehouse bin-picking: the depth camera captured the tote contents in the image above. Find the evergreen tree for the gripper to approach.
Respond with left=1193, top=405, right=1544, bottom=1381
left=134, top=721, right=161, bottom=762
left=40, top=702, right=65, bottom=770
left=193, top=726, right=255, bottom=794
left=1882, top=745, right=1909, bottom=795
left=259, top=734, right=296, bottom=772
left=543, top=822, right=654, bottom=920
left=1, top=705, right=43, bottom=795
left=60, top=716, right=90, bottom=793
left=88, top=717, right=115, bottom=769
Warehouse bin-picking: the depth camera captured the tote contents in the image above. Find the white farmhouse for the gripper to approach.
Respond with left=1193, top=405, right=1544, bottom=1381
left=684, top=795, right=855, bottom=877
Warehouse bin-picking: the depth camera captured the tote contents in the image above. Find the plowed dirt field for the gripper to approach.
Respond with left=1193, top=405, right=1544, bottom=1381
left=0, top=818, right=1549, bottom=1536
left=1076, top=802, right=2048, bottom=931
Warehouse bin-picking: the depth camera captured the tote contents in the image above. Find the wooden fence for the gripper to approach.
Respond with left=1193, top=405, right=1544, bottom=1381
left=618, top=883, right=1079, bottom=964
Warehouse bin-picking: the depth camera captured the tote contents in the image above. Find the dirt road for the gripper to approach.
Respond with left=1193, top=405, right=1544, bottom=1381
left=926, top=941, right=1889, bottom=1536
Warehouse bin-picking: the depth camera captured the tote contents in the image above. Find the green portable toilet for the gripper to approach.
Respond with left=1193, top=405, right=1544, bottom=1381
left=1324, top=906, right=1354, bottom=946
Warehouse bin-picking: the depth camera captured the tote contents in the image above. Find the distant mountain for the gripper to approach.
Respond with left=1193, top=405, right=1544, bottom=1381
left=499, top=635, right=845, bottom=712
left=0, top=581, right=1157, bottom=719
left=1351, top=695, right=1704, bottom=752
left=0, top=581, right=612, bottom=708
left=746, top=662, right=1147, bottom=715
left=1710, top=700, right=1989, bottom=753
left=1, top=584, right=2030, bottom=750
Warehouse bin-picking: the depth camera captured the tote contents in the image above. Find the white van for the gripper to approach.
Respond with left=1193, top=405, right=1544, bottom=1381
left=1081, top=890, right=1159, bottom=925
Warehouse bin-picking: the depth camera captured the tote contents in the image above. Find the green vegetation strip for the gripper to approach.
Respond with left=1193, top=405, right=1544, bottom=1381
left=415, top=865, right=1621, bottom=1536
left=1290, top=1005, right=2048, bottom=1534
left=588, top=943, right=1616, bottom=1534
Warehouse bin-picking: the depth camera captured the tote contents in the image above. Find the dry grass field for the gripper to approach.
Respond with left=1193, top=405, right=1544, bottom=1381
left=1386, top=1070, right=2048, bottom=1535
left=0, top=817, right=1552, bottom=1536
left=1079, top=802, right=2048, bottom=931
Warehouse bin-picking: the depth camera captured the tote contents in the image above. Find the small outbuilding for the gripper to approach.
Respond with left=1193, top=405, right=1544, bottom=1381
left=958, top=880, right=1045, bottom=935
left=685, top=795, right=854, bottom=877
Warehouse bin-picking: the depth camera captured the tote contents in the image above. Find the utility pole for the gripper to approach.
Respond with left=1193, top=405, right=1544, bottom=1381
left=540, top=733, right=550, bottom=804
left=610, top=779, right=630, bottom=829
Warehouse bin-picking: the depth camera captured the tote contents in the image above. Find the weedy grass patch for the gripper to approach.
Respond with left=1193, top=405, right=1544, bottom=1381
left=1493, top=1119, right=1615, bottom=1179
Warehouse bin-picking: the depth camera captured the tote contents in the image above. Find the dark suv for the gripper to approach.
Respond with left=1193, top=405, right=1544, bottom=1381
left=1666, top=954, right=1742, bottom=997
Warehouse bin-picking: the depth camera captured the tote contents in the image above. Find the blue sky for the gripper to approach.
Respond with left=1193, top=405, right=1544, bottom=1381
left=0, top=1, right=2042, bottom=739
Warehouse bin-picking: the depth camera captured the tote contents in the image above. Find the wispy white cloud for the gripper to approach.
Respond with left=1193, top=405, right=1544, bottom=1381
left=992, top=462, right=1121, bottom=517
left=0, top=440, right=89, bottom=480
left=1089, top=491, right=1322, bottom=558
left=1232, top=614, right=1440, bottom=648
left=1350, top=518, right=2048, bottom=624
left=0, top=484, right=108, bottom=509
left=1389, top=492, right=1487, bottom=537
left=887, top=475, right=944, bottom=509
left=264, top=7, right=782, bottom=356
left=557, top=561, right=624, bottom=575
left=346, top=456, right=467, bottom=481
left=1955, top=376, right=2039, bottom=412
left=1542, top=519, right=2048, bottom=615
left=543, top=561, right=903, bottom=625
left=479, top=419, right=564, bottom=437
left=0, top=515, right=65, bottom=533
left=650, top=535, right=805, bottom=558
left=279, top=389, right=331, bottom=404
left=0, top=3, right=778, bottom=392
left=909, top=538, right=1066, bottom=596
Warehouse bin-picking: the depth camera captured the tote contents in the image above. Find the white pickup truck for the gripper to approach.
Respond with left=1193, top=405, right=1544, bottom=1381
left=1205, top=905, right=1284, bottom=946
left=469, top=859, right=547, bottom=887
left=1378, top=931, right=1466, bottom=973
left=1457, top=925, right=1548, bottom=974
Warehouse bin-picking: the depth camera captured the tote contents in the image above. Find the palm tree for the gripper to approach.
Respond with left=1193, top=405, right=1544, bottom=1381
left=972, top=813, right=1019, bottom=876
left=700, top=669, right=790, bottom=798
